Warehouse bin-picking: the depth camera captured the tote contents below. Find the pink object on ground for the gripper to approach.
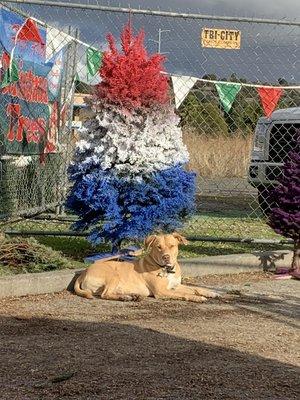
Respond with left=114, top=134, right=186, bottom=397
left=290, top=270, right=300, bottom=280
left=275, top=267, right=290, bottom=275
left=272, top=273, right=292, bottom=280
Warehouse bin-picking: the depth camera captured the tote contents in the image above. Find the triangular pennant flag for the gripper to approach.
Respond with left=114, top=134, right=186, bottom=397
left=46, top=26, right=72, bottom=61
left=1, top=58, right=19, bottom=88
left=171, top=75, right=198, bottom=109
left=258, top=87, right=283, bottom=117
left=76, top=61, right=101, bottom=84
left=4, top=18, right=43, bottom=89
left=86, top=48, right=102, bottom=80
left=215, top=82, right=241, bottom=112
left=16, top=18, right=44, bottom=44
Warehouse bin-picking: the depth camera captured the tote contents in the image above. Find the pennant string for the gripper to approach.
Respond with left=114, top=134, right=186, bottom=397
left=167, top=73, right=300, bottom=90
left=170, top=74, right=296, bottom=117
left=8, top=21, right=24, bottom=73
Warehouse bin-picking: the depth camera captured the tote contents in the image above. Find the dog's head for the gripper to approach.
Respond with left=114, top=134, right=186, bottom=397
left=144, top=233, right=188, bottom=272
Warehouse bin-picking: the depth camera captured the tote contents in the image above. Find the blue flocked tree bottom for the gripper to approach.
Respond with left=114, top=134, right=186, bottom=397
left=66, top=165, right=196, bottom=247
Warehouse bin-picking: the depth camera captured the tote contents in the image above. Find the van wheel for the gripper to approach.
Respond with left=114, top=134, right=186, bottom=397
left=257, top=186, right=275, bottom=216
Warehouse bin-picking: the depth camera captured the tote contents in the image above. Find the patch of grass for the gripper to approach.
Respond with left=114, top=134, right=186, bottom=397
left=179, top=241, right=292, bottom=259
left=36, top=230, right=291, bottom=261
left=36, top=236, right=110, bottom=261
left=0, top=210, right=291, bottom=276
left=183, top=214, right=280, bottom=240
left=179, top=214, right=291, bottom=258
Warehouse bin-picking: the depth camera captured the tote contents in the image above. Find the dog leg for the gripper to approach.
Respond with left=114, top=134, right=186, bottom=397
left=153, top=288, right=207, bottom=303
left=191, top=286, right=219, bottom=299
left=178, top=284, right=220, bottom=299
left=101, top=292, right=142, bottom=302
left=155, top=285, right=220, bottom=301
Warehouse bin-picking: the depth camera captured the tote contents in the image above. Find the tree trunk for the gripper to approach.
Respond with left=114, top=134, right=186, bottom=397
left=111, top=240, right=122, bottom=255
left=291, top=239, right=300, bottom=272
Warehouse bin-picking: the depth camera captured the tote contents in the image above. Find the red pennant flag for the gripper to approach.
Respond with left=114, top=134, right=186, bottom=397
left=16, top=18, right=44, bottom=44
left=258, top=87, right=283, bottom=118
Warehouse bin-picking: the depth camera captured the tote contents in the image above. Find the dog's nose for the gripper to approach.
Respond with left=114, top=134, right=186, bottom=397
left=162, top=254, right=171, bottom=262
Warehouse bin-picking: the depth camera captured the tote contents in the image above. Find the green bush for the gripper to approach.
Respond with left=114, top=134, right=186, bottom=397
left=179, top=93, right=228, bottom=135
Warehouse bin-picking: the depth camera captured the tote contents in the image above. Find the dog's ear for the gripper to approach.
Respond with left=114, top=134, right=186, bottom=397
left=144, top=235, right=157, bottom=250
left=172, top=232, right=188, bottom=245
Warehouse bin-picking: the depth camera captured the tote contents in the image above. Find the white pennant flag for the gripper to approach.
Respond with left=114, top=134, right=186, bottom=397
left=46, top=26, right=73, bottom=61
left=171, top=75, right=198, bottom=109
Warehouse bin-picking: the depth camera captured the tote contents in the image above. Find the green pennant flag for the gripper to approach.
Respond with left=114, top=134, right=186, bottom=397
left=1, top=58, right=19, bottom=88
left=86, top=48, right=102, bottom=80
left=215, top=82, right=241, bottom=112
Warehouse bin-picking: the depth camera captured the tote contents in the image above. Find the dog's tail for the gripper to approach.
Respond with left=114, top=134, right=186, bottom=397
left=74, top=273, right=94, bottom=299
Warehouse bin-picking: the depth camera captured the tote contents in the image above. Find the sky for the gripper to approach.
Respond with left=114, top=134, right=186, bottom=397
left=6, top=0, right=300, bottom=83
left=105, top=0, right=300, bottom=19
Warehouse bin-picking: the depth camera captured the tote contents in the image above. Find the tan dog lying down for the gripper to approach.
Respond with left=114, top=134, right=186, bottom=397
left=74, top=233, right=218, bottom=302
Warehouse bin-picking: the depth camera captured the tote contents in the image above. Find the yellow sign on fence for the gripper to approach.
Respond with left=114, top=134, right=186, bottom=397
left=201, top=28, right=241, bottom=49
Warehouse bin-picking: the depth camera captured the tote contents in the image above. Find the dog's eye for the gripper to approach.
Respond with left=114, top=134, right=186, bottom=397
left=157, top=246, right=162, bottom=250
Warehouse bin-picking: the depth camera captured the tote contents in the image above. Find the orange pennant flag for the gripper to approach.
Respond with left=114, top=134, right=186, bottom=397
left=258, top=87, right=283, bottom=118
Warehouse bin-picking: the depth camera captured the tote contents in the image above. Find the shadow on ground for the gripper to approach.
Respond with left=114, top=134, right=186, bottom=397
left=229, top=293, right=300, bottom=330
left=0, top=314, right=299, bottom=400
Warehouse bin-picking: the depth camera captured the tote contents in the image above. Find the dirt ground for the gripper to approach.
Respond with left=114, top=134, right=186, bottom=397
left=0, top=272, right=299, bottom=400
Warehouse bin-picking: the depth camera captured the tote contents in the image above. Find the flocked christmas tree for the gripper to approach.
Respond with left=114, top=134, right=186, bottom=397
left=267, top=132, right=300, bottom=276
left=66, top=24, right=196, bottom=251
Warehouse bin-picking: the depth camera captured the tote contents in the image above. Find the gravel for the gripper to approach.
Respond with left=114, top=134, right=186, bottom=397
left=0, top=272, right=299, bottom=400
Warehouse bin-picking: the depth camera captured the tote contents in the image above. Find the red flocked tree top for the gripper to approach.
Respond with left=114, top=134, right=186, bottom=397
left=96, top=24, right=169, bottom=109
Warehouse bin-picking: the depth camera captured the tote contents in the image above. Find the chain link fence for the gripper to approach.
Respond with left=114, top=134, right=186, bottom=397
left=0, top=1, right=299, bottom=244
left=0, top=3, right=79, bottom=220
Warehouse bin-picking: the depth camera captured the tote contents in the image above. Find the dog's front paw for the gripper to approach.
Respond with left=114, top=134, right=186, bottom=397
left=203, top=291, right=221, bottom=299
left=194, top=289, right=220, bottom=299
left=197, top=296, right=208, bottom=302
left=206, top=291, right=221, bottom=299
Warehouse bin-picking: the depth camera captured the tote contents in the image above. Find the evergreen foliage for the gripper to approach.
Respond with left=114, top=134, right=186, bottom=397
left=67, top=24, right=196, bottom=248
left=267, top=134, right=300, bottom=271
